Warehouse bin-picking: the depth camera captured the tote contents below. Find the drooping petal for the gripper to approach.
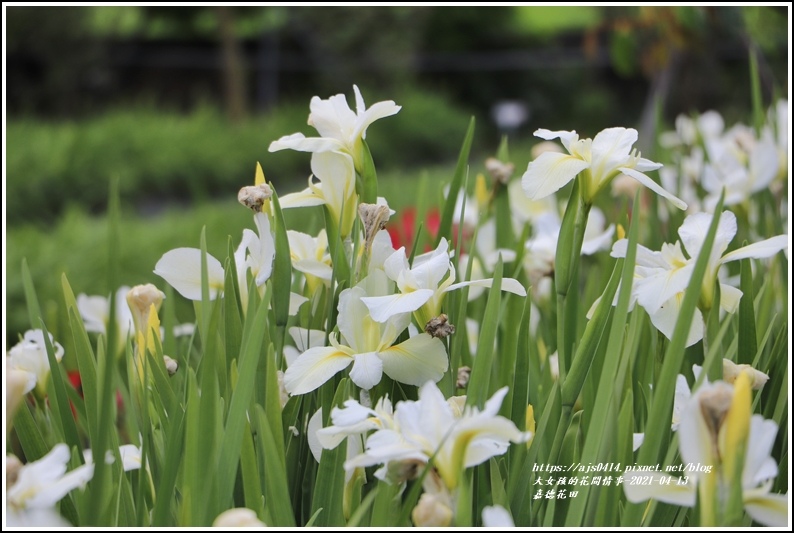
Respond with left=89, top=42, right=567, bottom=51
left=279, top=187, right=327, bottom=209
left=622, top=471, right=696, bottom=506
left=719, top=284, right=743, bottom=314
left=647, top=295, right=704, bottom=347
left=283, top=347, right=353, bottom=395
left=349, top=351, right=384, bottom=390
left=522, top=152, right=590, bottom=200
left=445, top=277, right=527, bottom=297
left=720, top=235, right=788, bottom=264
left=154, top=248, right=225, bottom=301
left=361, top=290, right=435, bottom=323
left=307, top=408, right=324, bottom=462
left=534, top=128, right=580, bottom=150
left=353, top=100, right=402, bottom=141
left=743, top=416, right=780, bottom=489
left=743, top=488, right=789, bottom=527
left=620, top=167, right=687, bottom=210
left=379, top=334, right=448, bottom=387
left=288, top=327, right=327, bottom=352
left=268, top=132, right=344, bottom=153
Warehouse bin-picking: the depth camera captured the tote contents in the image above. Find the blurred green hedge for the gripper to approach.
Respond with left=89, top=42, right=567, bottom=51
left=7, top=88, right=473, bottom=225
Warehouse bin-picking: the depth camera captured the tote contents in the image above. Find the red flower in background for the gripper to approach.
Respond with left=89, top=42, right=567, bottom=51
left=68, top=370, right=124, bottom=415
left=387, top=207, right=471, bottom=257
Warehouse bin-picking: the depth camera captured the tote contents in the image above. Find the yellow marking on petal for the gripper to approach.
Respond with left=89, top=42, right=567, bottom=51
left=146, top=303, right=161, bottom=355
left=525, top=404, right=536, bottom=448
left=722, top=371, right=751, bottom=483
left=255, top=161, right=265, bottom=186
left=617, top=224, right=626, bottom=241
left=475, top=173, right=489, bottom=207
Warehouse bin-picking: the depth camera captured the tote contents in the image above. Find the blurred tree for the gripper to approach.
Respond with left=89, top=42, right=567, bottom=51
left=6, top=7, right=110, bottom=116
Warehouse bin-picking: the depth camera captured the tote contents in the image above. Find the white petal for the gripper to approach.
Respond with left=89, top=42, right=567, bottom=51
left=288, top=292, right=309, bottom=316
left=622, top=471, right=696, bottom=506
left=620, top=167, right=687, bottom=210
left=288, top=327, right=327, bottom=352
left=743, top=490, right=788, bottom=527
left=522, top=152, right=589, bottom=200
left=294, top=259, right=333, bottom=281
left=349, top=352, right=384, bottom=390
left=361, top=290, right=435, bottom=323
left=283, top=347, right=353, bottom=395
left=76, top=294, right=109, bottom=334
left=482, top=505, right=515, bottom=527
left=353, top=100, right=401, bottom=141
left=591, top=127, right=637, bottom=172
left=719, top=284, right=742, bottom=314
left=679, top=211, right=736, bottom=263
left=743, top=416, right=780, bottom=488
left=445, top=277, right=527, bottom=297
left=635, top=262, right=695, bottom=314
left=748, top=138, right=779, bottom=192
left=648, top=295, right=704, bottom=347
left=310, top=151, right=356, bottom=219
left=632, top=433, right=645, bottom=451
left=379, top=334, right=449, bottom=387
left=721, top=235, right=788, bottom=264
left=279, top=187, right=327, bottom=209
left=268, top=132, right=345, bottom=153
left=534, top=128, right=579, bottom=150
left=307, top=408, right=324, bottom=463
left=154, top=248, right=225, bottom=300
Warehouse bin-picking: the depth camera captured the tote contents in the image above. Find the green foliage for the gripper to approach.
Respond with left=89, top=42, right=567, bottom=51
left=7, top=91, right=471, bottom=225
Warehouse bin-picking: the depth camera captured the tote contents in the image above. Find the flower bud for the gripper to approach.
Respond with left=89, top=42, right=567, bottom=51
left=126, top=284, right=165, bottom=336
left=412, top=492, right=453, bottom=527
left=212, top=508, right=267, bottom=527
left=163, top=355, right=178, bottom=376
left=722, top=359, right=769, bottom=390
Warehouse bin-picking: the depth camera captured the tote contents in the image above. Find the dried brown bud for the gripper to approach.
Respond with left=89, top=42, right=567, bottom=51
left=456, top=366, right=471, bottom=389
left=358, top=203, right=391, bottom=251
left=424, top=314, right=455, bottom=338
left=126, top=284, right=165, bottom=335
left=238, top=183, right=273, bottom=213
left=485, top=157, right=515, bottom=184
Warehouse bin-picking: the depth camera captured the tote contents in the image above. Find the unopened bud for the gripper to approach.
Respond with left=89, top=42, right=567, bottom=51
left=412, top=492, right=453, bottom=527
left=126, top=284, right=165, bottom=335
left=276, top=371, right=289, bottom=409
left=722, top=359, right=769, bottom=390
left=425, top=314, right=455, bottom=338
left=212, top=508, right=267, bottom=527
left=698, top=382, right=734, bottom=446
left=163, top=355, right=178, bottom=376
left=456, top=366, right=471, bottom=389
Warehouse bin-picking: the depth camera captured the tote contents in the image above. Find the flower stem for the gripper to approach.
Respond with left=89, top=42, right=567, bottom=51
left=555, top=177, right=591, bottom=379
